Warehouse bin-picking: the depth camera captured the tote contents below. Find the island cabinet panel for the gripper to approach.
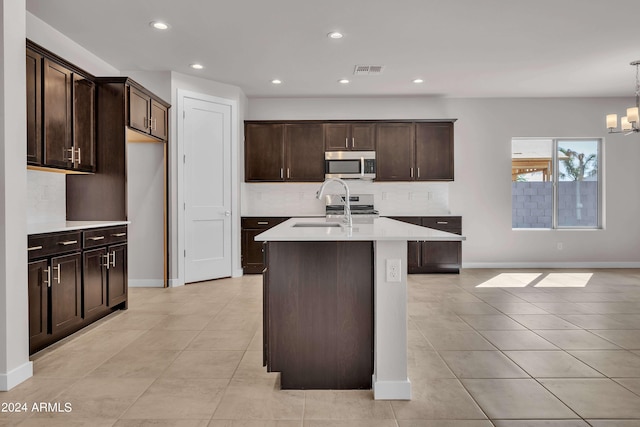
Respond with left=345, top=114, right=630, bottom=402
left=264, top=241, right=373, bottom=389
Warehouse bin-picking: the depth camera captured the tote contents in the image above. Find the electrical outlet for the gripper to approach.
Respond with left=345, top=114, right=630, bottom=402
left=386, top=259, right=401, bottom=282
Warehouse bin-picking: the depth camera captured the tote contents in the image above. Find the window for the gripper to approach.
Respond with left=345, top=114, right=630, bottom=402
left=511, top=138, right=602, bottom=229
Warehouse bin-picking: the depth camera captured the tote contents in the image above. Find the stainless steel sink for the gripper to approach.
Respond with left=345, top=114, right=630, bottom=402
left=292, top=222, right=342, bottom=228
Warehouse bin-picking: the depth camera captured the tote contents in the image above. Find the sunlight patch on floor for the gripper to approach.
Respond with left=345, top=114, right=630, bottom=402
left=476, top=273, right=542, bottom=288
left=534, top=272, right=592, bottom=288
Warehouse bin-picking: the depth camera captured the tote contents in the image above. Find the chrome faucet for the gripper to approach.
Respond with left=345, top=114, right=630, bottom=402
left=316, top=178, right=352, bottom=228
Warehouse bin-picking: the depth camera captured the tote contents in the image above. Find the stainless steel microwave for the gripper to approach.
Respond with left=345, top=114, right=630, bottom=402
left=325, top=151, right=376, bottom=180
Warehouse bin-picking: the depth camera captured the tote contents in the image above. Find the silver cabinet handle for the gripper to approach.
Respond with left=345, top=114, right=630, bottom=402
left=88, top=236, right=105, bottom=241
left=410, top=167, right=414, bottom=178
left=287, top=168, right=290, bottom=179
left=257, top=221, right=269, bottom=225
left=361, top=157, right=365, bottom=176
left=58, top=240, right=78, bottom=246
left=352, top=137, right=355, bottom=148
left=102, top=254, right=110, bottom=269
left=65, top=147, right=75, bottom=163
left=280, top=168, right=284, bottom=179
left=53, top=264, right=61, bottom=284
left=417, top=167, right=420, bottom=178
left=111, top=251, right=116, bottom=268
left=44, top=266, right=51, bottom=288
left=345, top=137, right=348, bottom=148
left=437, top=221, right=449, bottom=224
left=111, top=233, right=127, bottom=237
left=28, top=245, right=43, bottom=251
left=145, top=117, right=150, bottom=130
left=76, top=147, right=81, bottom=165
left=153, top=117, right=157, bottom=131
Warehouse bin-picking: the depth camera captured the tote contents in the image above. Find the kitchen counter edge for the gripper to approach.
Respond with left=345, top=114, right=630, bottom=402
left=28, top=220, right=131, bottom=235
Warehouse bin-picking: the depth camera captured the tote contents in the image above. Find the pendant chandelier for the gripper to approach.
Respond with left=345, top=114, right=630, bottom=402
left=606, top=60, right=640, bottom=134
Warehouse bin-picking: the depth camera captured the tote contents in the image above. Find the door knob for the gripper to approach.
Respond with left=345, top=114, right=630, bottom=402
left=224, top=211, right=231, bottom=217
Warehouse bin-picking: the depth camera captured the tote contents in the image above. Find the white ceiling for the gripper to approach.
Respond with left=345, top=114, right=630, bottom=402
left=25, top=0, right=640, bottom=99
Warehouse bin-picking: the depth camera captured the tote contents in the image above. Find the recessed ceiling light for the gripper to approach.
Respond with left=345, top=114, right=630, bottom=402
left=190, top=63, right=204, bottom=70
left=338, top=79, right=350, bottom=84
left=149, top=21, right=170, bottom=30
left=328, top=31, right=343, bottom=39
left=413, top=78, right=424, bottom=84
left=271, top=79, right=282, bottom=85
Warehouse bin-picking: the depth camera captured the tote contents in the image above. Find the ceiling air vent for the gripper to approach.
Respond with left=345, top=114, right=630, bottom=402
left=353, top=65, right=384, bottom=75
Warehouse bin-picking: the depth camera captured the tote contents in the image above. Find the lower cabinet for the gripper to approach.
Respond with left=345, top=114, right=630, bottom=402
left=28, top=225, right=128, bottom=354
left=390, top=216, right=462, bottom=274
left=241, top=217, right=289, bottom=273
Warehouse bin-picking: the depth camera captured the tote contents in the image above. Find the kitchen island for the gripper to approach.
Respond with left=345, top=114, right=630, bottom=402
left=255, top=217, right=466, bottom=400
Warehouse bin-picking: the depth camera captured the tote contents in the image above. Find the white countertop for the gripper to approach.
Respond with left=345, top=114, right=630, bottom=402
left=255, top=217, right=466, bottom=242
left=28, top=220, right=131, bottom=235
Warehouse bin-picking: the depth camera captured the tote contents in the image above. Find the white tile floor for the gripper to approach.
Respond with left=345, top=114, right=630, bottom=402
left=2, top=268, right=640, bottom=426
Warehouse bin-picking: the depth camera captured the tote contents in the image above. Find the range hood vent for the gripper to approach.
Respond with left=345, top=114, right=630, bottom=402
left=353, top=65, right=384, bottom=75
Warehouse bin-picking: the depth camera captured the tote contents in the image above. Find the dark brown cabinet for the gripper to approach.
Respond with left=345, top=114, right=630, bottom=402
left=324, top=123, right=375, bottom=151
left=128, top=85, right=169, bottom=141
left=390, top=216, right=462, bottom=273
left=376, top=123, right=415, bottom=181
left=264, top=241, right=373, bottom=389
left=28, top=260, right=48, bottom=352
left=26, top=41, right=96, bottom=173
left=245, top=122, right=324, bottom=182
left=415, top=122, right=454, bottom=181
left=43, top=59, right=73, bottom=169
left=49, top=253, right=82, bottom=334
left=28, top=226, right=128, bottom=354
left=241, top=217, right=289, bottom=273
left=26, top=48, right=42, bottom=165
left=376, top=122, right=454, bottom=181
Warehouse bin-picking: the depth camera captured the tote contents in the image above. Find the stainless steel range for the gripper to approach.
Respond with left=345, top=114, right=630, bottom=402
left=325, top=194, right=379, bottom=223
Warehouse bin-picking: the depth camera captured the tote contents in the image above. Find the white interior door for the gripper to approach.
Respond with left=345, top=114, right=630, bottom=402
left=183, top=97, right=232, bottom=282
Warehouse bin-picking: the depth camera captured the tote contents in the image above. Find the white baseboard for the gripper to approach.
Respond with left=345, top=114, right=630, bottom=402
left=0, top=361, right=33, bottom=391
left=372, top=375, right=411, bottom=400
left=128, top=279, right=164, bottom=288
left=462, top=262, right=640, bottom=269
left=232, top=268, right=243, bottom=278
left=167, top=278, right=184, bottom=288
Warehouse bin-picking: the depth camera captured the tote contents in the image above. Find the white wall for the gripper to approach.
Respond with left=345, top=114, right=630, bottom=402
left=1, top=0, right=31, bottom=391
left=247, top=96, right=640, bottom=267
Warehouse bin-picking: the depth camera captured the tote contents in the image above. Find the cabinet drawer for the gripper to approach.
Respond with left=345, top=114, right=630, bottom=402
left=28, top=231, right=82, bottom=261
left=241, top=217, right=289, bottom=229
left=422, top=217, right=462, bottom=234
left=83, top=226, right=128, bottom=248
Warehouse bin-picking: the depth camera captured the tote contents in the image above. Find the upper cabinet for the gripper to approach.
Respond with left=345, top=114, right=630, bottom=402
left=245, top=122, right=324, bottom=182
left=376, top=121, right=454, bottom=181
left=244, top=120, right=455, bottom=183
left=324, top=122, right=375, bottom=151
left=26, top=41, right=96, bottom=173
left=128, top=86, right=168, bottom=141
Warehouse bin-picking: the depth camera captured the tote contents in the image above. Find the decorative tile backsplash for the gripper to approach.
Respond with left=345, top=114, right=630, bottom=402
left=241, top=181, right=450, bottom=216
left=27, top=170, right=66, bottom=223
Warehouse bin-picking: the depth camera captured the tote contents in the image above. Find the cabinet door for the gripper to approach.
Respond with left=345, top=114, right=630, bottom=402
left=245, top=123, right=285, bottom=181
left=107, top=244, right=127, bottom=307
left=415, top=122, right=454, bottom=181
left=73, top=75, right=96, bottom=172
left=43, top=59, right=73, bottom=169
left=285, top=123, right=324, bottom=182
left=350, top=123, right=376, bottom=150
left=128, top=86, right=151, bottom=134
left=50, top=253, right=82, bottom=334
left=242, top=229, right=267, bottom=273
left=26, top=49, right=42, bottom=165
left=376, top=123, right=415, bottom=181
left=150, top=99, right=168, bottom=141
left=421, top=241, right=461, bottom=273
left=28, top=260, right=49, bottom=351
left=324, top=123, right=350, bottom=151
left=83, top=248, right=108, bottom=318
